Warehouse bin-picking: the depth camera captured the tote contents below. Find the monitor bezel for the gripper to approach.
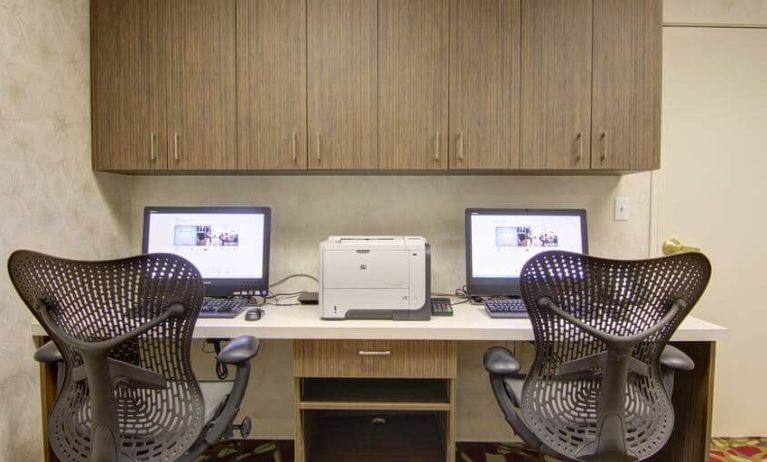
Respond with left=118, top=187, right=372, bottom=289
left=142, top=206, right=271, bottom=297
left=465, top=208, right=588, bottom=297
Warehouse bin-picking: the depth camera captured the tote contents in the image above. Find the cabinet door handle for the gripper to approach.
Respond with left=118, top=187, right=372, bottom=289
left=601, top=131, right=608, bottom=162
left=434, top=131, right=440, bottom=161
left=292, top=131, right=297, bottom=162
left=150, top=132, right=156, bottom=161
left=458, top=131, right=464, bottom=161
left=174, top=132, right=179, bottom=161
left=316, top=131, right=321, bottom=161
left=358, top=350, right=391, bottom=356
left=576, top=131, right=583, bottom=162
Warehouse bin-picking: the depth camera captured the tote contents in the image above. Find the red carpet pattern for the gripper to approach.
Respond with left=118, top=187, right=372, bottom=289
left=196, top=438, right=767, bottom=461
left=710, top=438, right=767, bottom=462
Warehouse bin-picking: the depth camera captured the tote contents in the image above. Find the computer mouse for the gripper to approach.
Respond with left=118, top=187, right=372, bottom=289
left=245, top=308, right=263, bottom=321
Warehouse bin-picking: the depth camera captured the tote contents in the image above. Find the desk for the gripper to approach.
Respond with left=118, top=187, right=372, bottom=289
left=31, top=305, right=727, bottom=462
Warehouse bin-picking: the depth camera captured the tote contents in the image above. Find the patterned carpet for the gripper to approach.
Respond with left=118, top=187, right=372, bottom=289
left=197, top=438, right=767, bottom=461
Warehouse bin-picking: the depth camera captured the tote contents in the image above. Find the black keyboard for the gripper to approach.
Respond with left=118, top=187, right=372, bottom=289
left=200, top=297, right=247, bottom=318
left=483, top=297, right=528, bottom=318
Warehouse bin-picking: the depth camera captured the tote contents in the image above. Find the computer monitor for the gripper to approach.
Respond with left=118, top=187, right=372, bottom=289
left=142, top=206, right=271, bottom=297
left=465, top=209, right=588, bottom=296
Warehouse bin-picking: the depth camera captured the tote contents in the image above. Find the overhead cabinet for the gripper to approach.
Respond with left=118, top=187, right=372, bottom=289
left=307, top=0, right=378, bottom=170
left=91, top=0, right=164, bottom=171
left=167, top=0, right=237, bottom=170
left=520, top=0, right=593, bottom=170
left=379, top=0, right=449, bottom=170
left=238, top=0, right=307, bottom=170
left=591, top=0, right=662, bottom=170
left=91, top=0, right=236, bottom=172
left=449, top=0, right=521, bottom=170
left=91, top=0, right=663, bottom=174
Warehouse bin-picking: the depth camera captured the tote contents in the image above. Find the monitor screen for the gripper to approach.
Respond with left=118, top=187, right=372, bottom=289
left=466, top=209, right=587, bottom=295
left=143, top=207, right=271, bottom=296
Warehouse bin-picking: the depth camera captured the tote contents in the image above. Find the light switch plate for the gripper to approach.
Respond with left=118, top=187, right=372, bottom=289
left=614, top=197, right=630, bottom=221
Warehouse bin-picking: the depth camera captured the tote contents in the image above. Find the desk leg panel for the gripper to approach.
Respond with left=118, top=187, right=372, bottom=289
left=650, top=341, right=716, bottom=462
left=34, top=336, right=60, bottom=462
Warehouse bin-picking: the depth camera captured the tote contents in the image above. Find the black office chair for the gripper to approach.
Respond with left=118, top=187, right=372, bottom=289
left=8, top=250, right=259, bottom=462
left=483, top=250, right=711, bottom=462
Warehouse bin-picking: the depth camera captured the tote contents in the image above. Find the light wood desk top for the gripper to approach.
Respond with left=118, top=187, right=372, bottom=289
left=30, top=303, right=729, bottom=342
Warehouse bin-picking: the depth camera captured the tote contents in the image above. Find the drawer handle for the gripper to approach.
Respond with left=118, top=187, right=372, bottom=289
left=358, top=350, right=391, bottom=356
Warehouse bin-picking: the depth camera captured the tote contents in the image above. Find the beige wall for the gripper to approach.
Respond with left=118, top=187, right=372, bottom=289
left=657, top=0, right=767, bottom=438
left=664, top=0, right=767, bottom=26
left=655, top=26, right=767, bottom=436
left=0, top=0, right=132, bottom=459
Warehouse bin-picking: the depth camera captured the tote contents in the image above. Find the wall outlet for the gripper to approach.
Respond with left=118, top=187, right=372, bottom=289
left=614, top=197, right=630, bottom=221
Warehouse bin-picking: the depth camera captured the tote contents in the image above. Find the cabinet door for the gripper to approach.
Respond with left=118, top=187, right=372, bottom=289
left=237, top=0, right=307, bottom=170
left=92, top=0, right=166, bottom=171
left=308, top=0, right=378, bottom=169
left=591, top=0, right=662, bottom=170
left=379, top=0, right=449, bottom=170
left=167, top=0, right=237, bottom=170
left=520, top=0, right=592, bottom=170
left=449, top=0, right=521, bottom=169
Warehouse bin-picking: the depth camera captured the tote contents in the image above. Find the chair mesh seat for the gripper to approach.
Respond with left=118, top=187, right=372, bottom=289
left=519, top=251, right=710, bottom=460
left=9, top=251, right=207, bottom=462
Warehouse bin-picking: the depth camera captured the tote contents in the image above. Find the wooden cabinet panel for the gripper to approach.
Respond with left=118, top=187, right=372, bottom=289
left=520, top=0, right=592, bottom=170
left=449, top=0, right=521, bottom=169
left=307, top=0, right=378, bottom=169
left=591, top=0, right=662, bottom=170
left=91, top=0, right=164, bottom=171
left=294, top=340, right=457, bottom=378
left=167, top=0, right=237, bottom=170
left=379, top=0, right=449, bottom=170
left=237, top=0, right=307, bottom=170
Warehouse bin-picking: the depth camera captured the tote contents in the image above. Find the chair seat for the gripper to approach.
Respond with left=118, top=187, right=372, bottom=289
left=200, top=381, right=233, bottom=422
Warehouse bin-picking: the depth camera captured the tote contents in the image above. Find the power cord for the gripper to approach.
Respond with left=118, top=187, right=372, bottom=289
left=203, top=339, right=229, bottom=380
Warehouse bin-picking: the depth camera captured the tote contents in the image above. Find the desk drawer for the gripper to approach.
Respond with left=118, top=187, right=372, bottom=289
left=294, top=340, right=456, bottom=378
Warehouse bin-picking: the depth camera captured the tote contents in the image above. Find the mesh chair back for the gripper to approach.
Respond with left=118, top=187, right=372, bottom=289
left=519, top=251, right=711, bottom=460
left=8, top=251, right=206, bottom=462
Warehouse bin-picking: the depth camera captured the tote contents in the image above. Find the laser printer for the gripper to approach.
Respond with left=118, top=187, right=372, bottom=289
left=319, top=236, right=431, bottom=320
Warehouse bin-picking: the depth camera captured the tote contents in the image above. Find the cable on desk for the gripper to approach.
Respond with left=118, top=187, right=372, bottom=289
left=265, top=290, right=306, bottom=306
left=431, top=286, right=471, bottom=305
left=269, top=273, right=319, bottom=289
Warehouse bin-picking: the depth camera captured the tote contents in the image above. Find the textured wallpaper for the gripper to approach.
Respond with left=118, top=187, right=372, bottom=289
left=0, top=0, right=132, bottom=459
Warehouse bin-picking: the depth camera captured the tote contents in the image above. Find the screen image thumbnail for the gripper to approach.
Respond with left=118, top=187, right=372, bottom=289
left=174, top=225, right=240, bottom=247
left=495, top=226, right=559, bottom=248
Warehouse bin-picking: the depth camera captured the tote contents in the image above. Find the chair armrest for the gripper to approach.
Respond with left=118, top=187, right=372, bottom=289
left=660, top=345, right=694, bottom=371
left=217, top=336, right=260, bottom=365
left=34, top=341, right=63, bottom=363
left=484, top=347, right=521, bottom=375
